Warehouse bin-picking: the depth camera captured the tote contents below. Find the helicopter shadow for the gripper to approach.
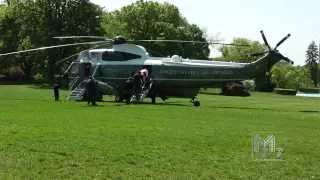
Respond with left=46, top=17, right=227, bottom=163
left=210, top=106, right=320, bottom=113
left=80, top=104, right=105, bottom=107
left=209, top=106, right=276, bottom=111
left=198, top=91, right=222, bottom=96
left=27, top=84, right=51, bottom=89
left=146, top=101, right=191, bottom=107
left=108, top=101, right=191, bottom=107
left=299, top=110, right=320, bottom=113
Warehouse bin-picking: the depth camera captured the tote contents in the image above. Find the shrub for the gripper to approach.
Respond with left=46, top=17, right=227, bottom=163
left=33, top=73, right=44, bottom=82
left=274, top=88, right=297, bottom=95
left=299, top=88, right=320, bottom=93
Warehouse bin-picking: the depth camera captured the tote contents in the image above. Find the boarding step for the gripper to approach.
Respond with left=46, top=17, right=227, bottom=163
left=69, top=87, right=86, bottom=100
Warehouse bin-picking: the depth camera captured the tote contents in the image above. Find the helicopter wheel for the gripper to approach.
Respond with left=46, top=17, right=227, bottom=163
left=191, top=96, right=200, bottom=107
left=130, top=95, right=138, bottom=104
left=193, top=100, right=200, bottom=107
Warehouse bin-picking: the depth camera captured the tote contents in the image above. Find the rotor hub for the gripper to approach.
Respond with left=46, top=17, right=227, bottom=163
left=113, top=36, right=127, bottom=45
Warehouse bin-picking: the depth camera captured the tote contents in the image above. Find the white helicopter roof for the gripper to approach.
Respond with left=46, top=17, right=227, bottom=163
left=82, top=44, right=247, bottom=68
left=88, top=44, right=150, bottom=58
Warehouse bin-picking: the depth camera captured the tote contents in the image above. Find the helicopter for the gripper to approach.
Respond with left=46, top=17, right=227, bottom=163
left=0, top=31, right=292, bottom=106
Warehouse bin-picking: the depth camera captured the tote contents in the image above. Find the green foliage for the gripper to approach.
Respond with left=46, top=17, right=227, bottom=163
left=102, top=0, right=209, bottom=59
left=271, top=64, right=314, bottom=89
left=33, top=72, right=44, bottom=82
left=305, top=41, right=319, bottom=65
left=274, top=88, right=297, bottom=95
left=0, top=4, right=6, bottom=60
left=0, top=4, right=6, bottom=19
left=1, top=0, right=210, bottom=81
left=305, top=41, right=320, bottom=87
left=299, top=87, right=320, bottom=93
left=0, top=0, right=104, bottom=81
left=218, top=37, right=265, bottom=62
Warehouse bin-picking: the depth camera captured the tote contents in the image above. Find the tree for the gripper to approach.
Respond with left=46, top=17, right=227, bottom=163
left=101, top=0, right=209, bottom=59
left=0, top=0, right=104, bottom=81
left=218, top=37, right=265, bottom=63
left=271, top=64, right=313, bottom=89
left=305, top=41, right=319, bottom=87
left=0, top=2, right=24, bottom=76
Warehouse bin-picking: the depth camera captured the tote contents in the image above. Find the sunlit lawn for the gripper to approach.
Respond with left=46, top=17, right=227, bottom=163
left=0, top=85, right=319, bottom=179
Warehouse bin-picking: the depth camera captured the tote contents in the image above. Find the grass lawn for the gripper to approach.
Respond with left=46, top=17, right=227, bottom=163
left=0, top=85, right=319, bottom=179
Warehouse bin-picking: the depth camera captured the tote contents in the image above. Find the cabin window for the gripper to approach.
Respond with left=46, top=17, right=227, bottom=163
left=102, top=51, right=141, bottom=61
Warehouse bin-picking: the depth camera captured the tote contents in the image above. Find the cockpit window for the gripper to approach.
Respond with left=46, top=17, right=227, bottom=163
left=102, top=51, right=141, bottom=61
left=68, top=62, right=79, bottom=74
left=89, top=52, right=99, bottom=61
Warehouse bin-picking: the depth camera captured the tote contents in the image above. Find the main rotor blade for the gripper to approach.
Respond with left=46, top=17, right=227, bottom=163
left=0, top=41, right=108, bottom=57
left=128, top=39, right=250, bottom=46
left=52, top=36, right=249, bottom=46
left=53, top=36, right=111, bottom=40
left=274, top=34, right=291, bottom=50
left=260, top=30, right=271, bottom=50
left=55, top=42, right=111, bottom=65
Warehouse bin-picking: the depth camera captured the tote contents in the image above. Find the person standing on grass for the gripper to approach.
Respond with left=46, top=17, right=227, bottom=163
left=86, top=76, right=97, bottom=106
left=53, top=80, right=60, bottom=101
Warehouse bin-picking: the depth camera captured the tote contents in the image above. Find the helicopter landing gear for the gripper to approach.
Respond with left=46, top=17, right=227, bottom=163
left=191, top=96, right=200, bottom=107
left=130, top=95, right=138, bottom=104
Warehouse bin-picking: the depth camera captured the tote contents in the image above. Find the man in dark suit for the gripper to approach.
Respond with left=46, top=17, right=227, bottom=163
left=86, top=76, right=97, bottom=106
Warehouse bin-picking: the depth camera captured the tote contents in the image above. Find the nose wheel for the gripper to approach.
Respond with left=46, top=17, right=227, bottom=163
left=191, top=96, right=200, bottom=107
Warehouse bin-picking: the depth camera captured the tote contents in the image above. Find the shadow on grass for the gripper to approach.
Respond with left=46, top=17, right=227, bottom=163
left=27, top=83, right=51, bottom=89
left=105, top=101, right=191, bottom=107
left=199, top=91, right=222, bottom=96
left=80, top=104, right=105, bottom=108
left=299, top=110, right=320, bottom=113
left=209, top=106, right=276, bottom=111
left=144, top=101, right=190, bottom=107
left=210, top=106, right=320, bottom=113
left=199, top=91, right=252, bottom=98
left=0, top=98, right=53, bottom=102
left=28, top=83, right=69, bottom=90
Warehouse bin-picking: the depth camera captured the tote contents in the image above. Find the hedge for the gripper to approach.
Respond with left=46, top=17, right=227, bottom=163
left=274, top=88, right=297, bottom=95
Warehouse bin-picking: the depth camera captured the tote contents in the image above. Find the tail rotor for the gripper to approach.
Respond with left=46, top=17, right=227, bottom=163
left=250, top=30, right=293, bottom=64
left=274, top=33, right=291, bottom=50
left=260, top=30, right=272, bottom=51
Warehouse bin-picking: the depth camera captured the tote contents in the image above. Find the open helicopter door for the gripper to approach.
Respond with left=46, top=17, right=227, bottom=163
left=67, top=62, right=93, bottom=100
left=79, top=62, right=92, bottom=80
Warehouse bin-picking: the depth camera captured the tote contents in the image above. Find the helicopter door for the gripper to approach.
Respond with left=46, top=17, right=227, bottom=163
left=79, top=63, right=92, bottom=80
